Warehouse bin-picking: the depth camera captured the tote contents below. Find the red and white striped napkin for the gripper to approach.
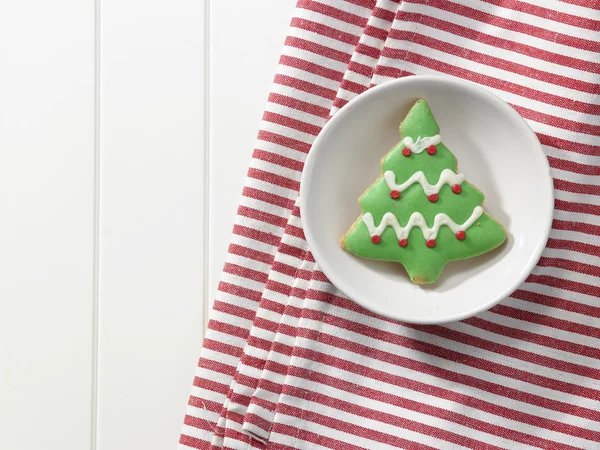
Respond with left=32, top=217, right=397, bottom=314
left=180, top=1, right=600, bottom=449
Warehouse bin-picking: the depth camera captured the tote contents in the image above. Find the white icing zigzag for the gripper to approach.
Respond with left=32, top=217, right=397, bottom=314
left=384, top=169, right=464, bottom=196
left=402, top=134, right=442, bottom=154
left=362, top=206, right=483, bottom=240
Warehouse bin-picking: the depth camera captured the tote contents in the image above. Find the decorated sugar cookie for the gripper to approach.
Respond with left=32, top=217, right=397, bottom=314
left=341, top=99, right=506, bottom=284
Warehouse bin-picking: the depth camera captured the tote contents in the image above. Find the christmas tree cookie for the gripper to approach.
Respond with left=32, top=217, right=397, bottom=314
left=341, top=99, right=506, bottom=284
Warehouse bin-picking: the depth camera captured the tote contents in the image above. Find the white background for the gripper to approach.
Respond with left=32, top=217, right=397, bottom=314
left=0, top=1, right=296, bottom=449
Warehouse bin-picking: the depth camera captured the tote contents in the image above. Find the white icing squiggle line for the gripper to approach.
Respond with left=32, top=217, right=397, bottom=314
left=384, top=169, right=464, bottom=196
left=403, top=134, right=442, bottom=154
left=363, top=206, right=483, bottom=240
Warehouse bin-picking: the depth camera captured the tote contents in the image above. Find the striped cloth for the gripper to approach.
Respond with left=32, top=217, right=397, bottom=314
left=180, top=1, right=600, bottom=449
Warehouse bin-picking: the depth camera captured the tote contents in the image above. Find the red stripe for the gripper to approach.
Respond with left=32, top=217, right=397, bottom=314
left=553, top=219, right=600, bottom=237
left=211, top=301, right=256, bottom=322
left=547, top=238, right=600, bottom=258
left=223, top=263, right=269, bottom=284
left=364, top=22, right=393, bottom=41
left=268, top=92, right=330, bottom=118
left=527, top=273, right=600, bottom=297
left=515, top=105, right=600, bottom=137
left=207, top=318, right=251, bottom=340
left=296, top=0, right=370, bottom=27
left=247, top=167, right=300, bottom=191
left=512, top=288, right=600, bottom=319
left=218, top=281, right=263, bottom=303
left=278, top=242, right=308, bottom=260
left=285, top=36, right=352, bottom=64
left=228, top=243, right=274, bottom=266
left=348, top=56, right=378, bottom=77
left=274, top=73, right=338, bottom=100
left=411, top=0, right=600, bottom=52
left=290, top=17, right=361, bottom=45
left=285, top=224, right=306, bottom=240
left=482, top=0, right=600, bottom=31
left=187, top=396, right=222, bottom=413
left=232, top=224, right=281, bottom=247
left=257, top=129, right=311, bottom=154
left=554, top=179, right=600, bottom=197
left=550, top=156, right=600, bottom=176
left=389, top=29, right=600, bottom=95
left=555, top=199, right=600, bottom=216
left=540, top=134, right=600, bottom=157
left=238, top=205, right=288, bottom=228
left=278, top=55, right=344, bottom=82
left=262, top=111, right=322, bottom=136
left=372, top=5, right=398, bottom=23
left=380, top=48, right=600, bottom=115
left=243, top=186, right=297, bottom=210
left=180, top=433, right=211, bottom=449
left=538, top=256, right=600, bottom=278
left=192, top=376, right=230, bottom=396
left=394, top=10, right=600, bottom=75
left=491, top=303, right=600, bottom=339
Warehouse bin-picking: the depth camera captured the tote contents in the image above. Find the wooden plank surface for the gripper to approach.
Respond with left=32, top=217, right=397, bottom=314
left=97, top=1, right=206, bottom=449
left=0, top=1, right=96, bottom=449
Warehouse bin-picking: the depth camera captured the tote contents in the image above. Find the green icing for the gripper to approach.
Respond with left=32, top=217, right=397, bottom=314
left=342, top=99, right=506, bottom=284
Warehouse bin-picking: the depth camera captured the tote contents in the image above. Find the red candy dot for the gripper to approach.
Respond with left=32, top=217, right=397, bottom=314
left=398, top=239, right=408, bottom=247
left=390, top=190, right=401, bottom=199
left=402, top=147, right=411, bottom=157
left=371, top=235, right=381, bottom=244
left=426, top=239, right=436, bottom=248
left=426, top=145, right=437, bottom=155
left=456, top=231, right=466, bottom=241
left=452, top=184, right=462, bottom=194
left=428, top=193, right=439, bottom=203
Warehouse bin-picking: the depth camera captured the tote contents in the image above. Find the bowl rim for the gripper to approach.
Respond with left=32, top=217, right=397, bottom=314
left=300, top=74, right=554, bottom=324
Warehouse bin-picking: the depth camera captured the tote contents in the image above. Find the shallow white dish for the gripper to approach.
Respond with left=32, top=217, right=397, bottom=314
left=300, top=75, right=553, bottom=324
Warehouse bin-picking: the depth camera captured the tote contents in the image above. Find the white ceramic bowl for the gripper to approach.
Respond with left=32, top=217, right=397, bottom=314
left=300, top=75, right=553, bottom=324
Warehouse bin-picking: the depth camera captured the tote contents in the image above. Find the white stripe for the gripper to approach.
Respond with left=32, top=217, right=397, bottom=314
left=543, top=247, right=600, bottom=268
left=281, top=43, right=349, bottom=74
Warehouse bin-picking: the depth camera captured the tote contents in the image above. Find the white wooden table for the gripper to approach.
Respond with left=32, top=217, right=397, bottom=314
left=0, top=1, right=295, bottom=449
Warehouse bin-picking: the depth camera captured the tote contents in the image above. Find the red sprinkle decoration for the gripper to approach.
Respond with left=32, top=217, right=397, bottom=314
left=452, top=184, right=462, bottom=194
left=398, top=239, right=408, bottom=247
left=390, top=190, right=401, bottom=199
left=426, top=145, right=437, bottom=155
left=456, top=231, right=466, bottom=240
left=426, top=239, right=436, bottom=248
left=428, top=193, right=439, bottom=203
left=371, top=235, right=381, bottom=244
left=402, top=147, right=411, bottom=157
